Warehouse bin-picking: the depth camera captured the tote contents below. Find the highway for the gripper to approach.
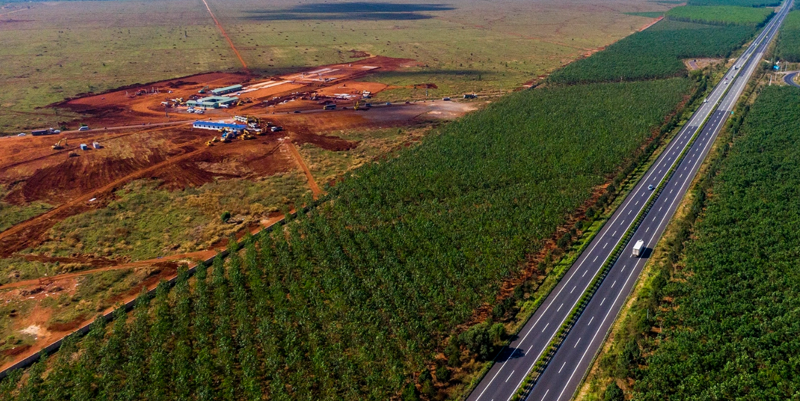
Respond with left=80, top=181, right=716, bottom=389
left=467, top=2, right=792, bottom=401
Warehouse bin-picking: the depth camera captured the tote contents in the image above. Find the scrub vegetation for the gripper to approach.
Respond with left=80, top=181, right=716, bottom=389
left=0, top=185, right=52, bottom=233
left=32, top=172, right=309, bottom=262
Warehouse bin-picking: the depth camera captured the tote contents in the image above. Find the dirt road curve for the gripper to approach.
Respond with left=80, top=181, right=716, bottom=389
left=201, top=0, right=249, bottom=71
left=285, top=141, right=323, bottom=197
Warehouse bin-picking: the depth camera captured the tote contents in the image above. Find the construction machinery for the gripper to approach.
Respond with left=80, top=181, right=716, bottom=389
left=198, top=86, right=209, bottom=94
left=206, top=136, right=219, bottom=146
left=241, top=132, right=255, bottom=140
left=354, top=100, right=370, bottom=111
left=52, top=138, right=67, bottom=150
left=221, top=129, right=238, bottom=142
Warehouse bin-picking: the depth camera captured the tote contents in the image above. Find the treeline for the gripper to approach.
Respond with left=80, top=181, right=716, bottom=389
left=629, top=87, right=800, bottom=399
left=547, top=20, right=755, bottom=85
left=776, top=10, right=800, bottom=61
left=0, top=78, right=692, bottom=400
left=666, top=5, right=774, bottom=26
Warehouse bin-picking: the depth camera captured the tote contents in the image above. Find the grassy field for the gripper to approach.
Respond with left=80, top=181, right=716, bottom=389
left=776, top=10, right=800, bottom=61
left=30, top=172, right=310, bottom=262
left=0, top=186, right=52, bottom=233
left=666, top=5, right=774, bottom=25
left=297, top=125, right=433, bottom=185
left=0, top=0, right=669, bottom=134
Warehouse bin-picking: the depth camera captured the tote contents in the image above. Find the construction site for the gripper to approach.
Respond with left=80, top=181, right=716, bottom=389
left=50, top=57, right=413, bottom=129
left=0, top=55, right=479, bottom=370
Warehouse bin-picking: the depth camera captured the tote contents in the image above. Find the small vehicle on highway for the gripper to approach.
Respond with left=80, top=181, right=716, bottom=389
left=648, top=184, right=655, bottom=190
left=79, top=126, right=90, bottom=131
left=385, top=102, right=391, bottom=106
left=633, top=240, right=645, bottom=257
left=17, top=133, right=26, bottom=137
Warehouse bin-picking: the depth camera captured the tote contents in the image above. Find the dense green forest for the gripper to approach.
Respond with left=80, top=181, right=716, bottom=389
left=666, top=5, right=773, bottom=26
left=687, top=0, right=780, bottom=6
left=547, top=20, right=755, bottom=85
left=0, top=78, right=692, bottom=400
left=776, top=11, right=800, bottom=61
left=632, top=87, right=800, bottom=400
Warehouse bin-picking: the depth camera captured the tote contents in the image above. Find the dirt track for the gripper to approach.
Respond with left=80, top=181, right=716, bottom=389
left=285, top=141, right=323, bottom=198
left=201, top=0, right=248, bottom=71
left=0, top=250, right=217, bottom=290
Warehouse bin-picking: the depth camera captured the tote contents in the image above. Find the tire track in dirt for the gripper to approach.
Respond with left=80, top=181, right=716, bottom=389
left=285, top=141, right=323, bottom=198
left=0, top=146, right=207, bottom=257
left=0, top=251, right=218, bottom=290
left=200, top=0, right=249, bottom=72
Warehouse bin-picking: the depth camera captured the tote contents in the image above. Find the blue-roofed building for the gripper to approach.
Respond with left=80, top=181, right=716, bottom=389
left=192, top=121, right=247, bottom=131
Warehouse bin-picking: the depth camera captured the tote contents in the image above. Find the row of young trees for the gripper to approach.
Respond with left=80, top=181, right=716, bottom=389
left=547, top=19, right=756, bottom=85
left=687, top=0, right=780, bottom=6
left=666, top=5, right=774, bottom=26
left=776, top=11, right=800, bottom=61
left=633, top=87, right=800, bottom=399
left=0, top=78, right=693, bottom=400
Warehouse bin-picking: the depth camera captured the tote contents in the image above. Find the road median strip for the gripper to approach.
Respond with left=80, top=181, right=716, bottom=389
left=508, top=60, right=746, bottom=400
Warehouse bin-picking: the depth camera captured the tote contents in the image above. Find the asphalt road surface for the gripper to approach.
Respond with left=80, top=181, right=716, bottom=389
left=467, top=2, right=792, bottom=400
left=784, top=71, right=800, bottom=88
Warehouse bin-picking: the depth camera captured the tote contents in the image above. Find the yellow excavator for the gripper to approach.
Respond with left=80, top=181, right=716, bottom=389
left=241, top=132, right=255, bottom=140
left=52, top=138, right=67, bottom=150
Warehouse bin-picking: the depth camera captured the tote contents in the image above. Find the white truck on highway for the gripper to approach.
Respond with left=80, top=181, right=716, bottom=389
left=632, top=240, right=645, bottom=257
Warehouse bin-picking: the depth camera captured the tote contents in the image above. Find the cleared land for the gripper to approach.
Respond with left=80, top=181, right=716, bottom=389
left=776, top=10, right=800, bottom=61
left=632, top=86, right=800, bottom=400
left=666, top=5, right=774, bottom=25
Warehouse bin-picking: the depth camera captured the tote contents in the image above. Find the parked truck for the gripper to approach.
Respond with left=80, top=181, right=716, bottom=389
left=632, top=240, right=645, bottom=257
